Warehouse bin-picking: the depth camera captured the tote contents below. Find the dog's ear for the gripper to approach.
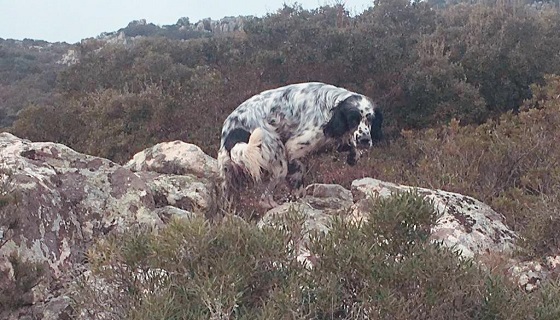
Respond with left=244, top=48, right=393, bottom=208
left=324, top=96, right=361, bottom=138
left=370, top=108, right=383, bottom=142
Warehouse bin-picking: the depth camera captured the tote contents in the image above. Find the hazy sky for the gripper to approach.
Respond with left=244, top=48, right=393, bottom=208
left=0, top=0, right=375, bottom=43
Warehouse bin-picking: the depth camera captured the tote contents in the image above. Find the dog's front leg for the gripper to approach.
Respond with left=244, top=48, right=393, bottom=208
left=337, top=136, right=358, bottom=165
left=347, top=147, right=358, bottom=166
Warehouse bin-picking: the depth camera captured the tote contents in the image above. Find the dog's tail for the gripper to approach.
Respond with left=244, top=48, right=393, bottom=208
left=229, top=127, right=267, bottom=183
left=218, top=128, right=268, bottom=200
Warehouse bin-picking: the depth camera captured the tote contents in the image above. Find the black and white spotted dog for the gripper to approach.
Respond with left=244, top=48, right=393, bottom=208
left=218, top=82, right=383, bottom=208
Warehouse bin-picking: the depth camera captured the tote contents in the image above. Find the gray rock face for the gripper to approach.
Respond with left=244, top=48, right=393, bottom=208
left=0, top=133, right=217, bottom=319
left=0, top=132, right=160, bottom=279
left=194, top=16, right=247, bottom=34
left=260, top=179, right=518, bottom=267
left=351, top=178, right=518, bottom=258
left=125, top=140, right=218, bottom=179
left=125, top=140, right=219, bottom=219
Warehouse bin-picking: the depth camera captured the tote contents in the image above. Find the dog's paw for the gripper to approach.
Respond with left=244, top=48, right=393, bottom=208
left=346, top=153, right=357, bottom=166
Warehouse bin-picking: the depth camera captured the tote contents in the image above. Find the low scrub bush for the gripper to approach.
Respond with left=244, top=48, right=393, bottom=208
left=74, top=192, right=560, bottom=319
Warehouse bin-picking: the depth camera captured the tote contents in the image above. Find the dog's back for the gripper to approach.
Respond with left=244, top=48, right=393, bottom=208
left=220, top=82, right=354, bottom=149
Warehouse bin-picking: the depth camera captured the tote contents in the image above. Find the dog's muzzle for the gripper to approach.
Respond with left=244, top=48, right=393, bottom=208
left=357, top=136, right=372, bottom=148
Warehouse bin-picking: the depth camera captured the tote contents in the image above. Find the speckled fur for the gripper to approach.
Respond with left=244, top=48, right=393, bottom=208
left=218, top=82, right=382, bottom=208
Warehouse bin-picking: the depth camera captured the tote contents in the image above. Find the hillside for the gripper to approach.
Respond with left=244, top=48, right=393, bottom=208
left=2, top=0, right=560, bottom=318
left=0, top=38, right=72, bottom=127
left=0, top=15, right=249, bottom=129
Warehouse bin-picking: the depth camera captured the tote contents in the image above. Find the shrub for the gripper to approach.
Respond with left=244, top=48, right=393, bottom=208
left=74, top=191, right=560, bottom=319
left=75, top=216, right=303, bottom=319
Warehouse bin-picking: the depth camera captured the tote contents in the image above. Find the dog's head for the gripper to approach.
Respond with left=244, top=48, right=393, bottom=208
left=324, top=95, right=383, bottom=146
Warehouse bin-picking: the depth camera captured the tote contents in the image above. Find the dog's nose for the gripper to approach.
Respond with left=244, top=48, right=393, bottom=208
left=358, top=137, right=372, bottom=146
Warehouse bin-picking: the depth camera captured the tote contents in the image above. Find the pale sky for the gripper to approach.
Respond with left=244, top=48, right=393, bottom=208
left=0, top=0, right=375, bottom=43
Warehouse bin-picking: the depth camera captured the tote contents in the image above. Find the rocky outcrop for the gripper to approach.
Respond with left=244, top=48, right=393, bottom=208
left=125, top=141, right=219, bottom=219
left=0, top=133, right=216, bottom=319
left=0, top=132, right=556, bottom=318
left=0, top=133, right=160, bottom=277
left=194, top=16, right=247, bottom=34
left=56, top=49, right=79, bottom=66
left=259, top=179, right=518, bottom=268
left=124, top=140, right=218, bottom=179
left=351, top=178, right=517, bottom=258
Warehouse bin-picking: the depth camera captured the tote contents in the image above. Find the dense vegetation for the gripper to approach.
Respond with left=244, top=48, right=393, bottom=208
left=0, top=38, right=71, bottom=127
left=3, top=0, right=560, bottom=318
left=9, top=0, right=560, bottom=161
left=75, top=193, right=560, bottom=319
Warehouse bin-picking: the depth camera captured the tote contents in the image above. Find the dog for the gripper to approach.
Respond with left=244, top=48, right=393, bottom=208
left=217, top=82, right=383, bottom=209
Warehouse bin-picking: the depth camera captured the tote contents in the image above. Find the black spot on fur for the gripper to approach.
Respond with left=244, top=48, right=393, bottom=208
left=223, top=128, right=251, bottom=153
left=370, top=108, right=384, bottom=142
left=323, top=95, right=362, bottom=138
left=282, top=88, right=293, bottom=101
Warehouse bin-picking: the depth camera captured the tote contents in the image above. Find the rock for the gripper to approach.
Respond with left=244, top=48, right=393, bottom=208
left=124, top=140, right=218, bottom=179
left=304, top=183, right=354, bottom=210
left=258, top=201, right=327, bottom=269
left=259, top=183, right=354, bottom=235
left=257, top=184, right=354, bottom=268
left=507, top=255, right=560, bottom=292
left=153, top=206, right=199, bottom=223
left=125, top=141, right=219, bottom=218
left=0, top=132, right=161, bottom=280
left=134, top=171, right=217, bottom=218
left=260, top=179, right=519, bottom=268
left=56, top=49, right=79, bottom=66
left=0, top=132, right=164, bottom=317
left=546, top=255, right=560, bottom=269
left=194, top=16, right=246, bottom=34
left=509, top=261, right=548, bottom=292
left=351, top=178, right=517, bottom=258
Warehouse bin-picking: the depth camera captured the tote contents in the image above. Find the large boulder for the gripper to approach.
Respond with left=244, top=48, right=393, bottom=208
left=0, top=133, right=218, bottom=319
left=351, top=178, right=518, bottom=258
left=124, top=140, right=218, bottom=179
left=260, top=179, right=518, bottom=268
left=0, top=132, right=160, bottom=279
left=125, top=140, right=219, bottom=219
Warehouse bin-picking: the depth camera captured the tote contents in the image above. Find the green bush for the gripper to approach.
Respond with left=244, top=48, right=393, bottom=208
left=74, top=191, right=560, bottom=319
